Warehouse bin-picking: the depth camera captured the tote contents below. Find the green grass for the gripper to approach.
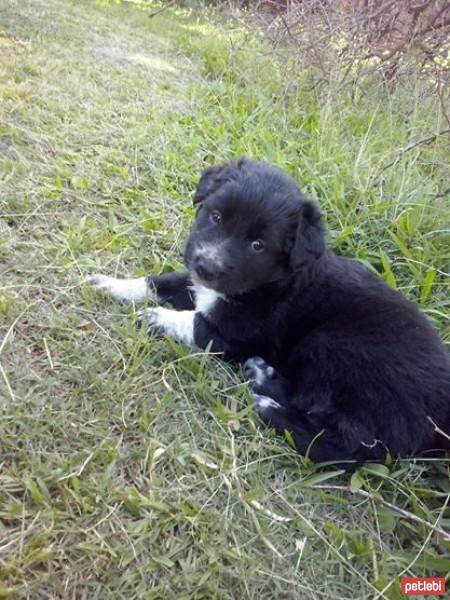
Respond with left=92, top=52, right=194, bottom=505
left=1, top=0, right=450, bottom=598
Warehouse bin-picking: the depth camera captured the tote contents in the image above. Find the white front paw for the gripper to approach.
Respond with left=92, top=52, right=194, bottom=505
left=254, top=394, right=281, bottom=415
left=85, top=274, right=115, bottom=292
left=138, top=307, right=166, bottom=336
left=139, top=307, right=195, bottom=347
left=85, top=274, right=149, bottom=303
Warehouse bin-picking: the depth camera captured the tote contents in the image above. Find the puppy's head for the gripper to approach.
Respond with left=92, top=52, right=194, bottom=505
left=184, top=158, right=325, bottom=296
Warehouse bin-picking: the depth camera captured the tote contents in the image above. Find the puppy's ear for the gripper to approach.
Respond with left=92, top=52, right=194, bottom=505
left=193, top=159, right=248, bottom=206
left=193, top=166, right=225, bottom=206
left=290, top=200, right=326, bottom=272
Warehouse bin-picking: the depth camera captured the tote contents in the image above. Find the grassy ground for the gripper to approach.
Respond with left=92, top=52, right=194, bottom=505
left=1, top=0, right=450, bottom=598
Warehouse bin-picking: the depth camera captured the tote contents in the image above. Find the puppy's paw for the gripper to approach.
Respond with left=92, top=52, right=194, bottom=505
left=244, top=356, right=275, bottom=386
left=137, top=307, right=166, bottom=338
left=253, top=393, right=281, bottom=415
left=85, top=273, right=113, bottom=289
left=137, top=307, right=195, bottom=346
left=85, top=274, right=149, bottom=304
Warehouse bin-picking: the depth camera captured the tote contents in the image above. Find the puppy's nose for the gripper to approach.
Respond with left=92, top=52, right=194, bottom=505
left=194, top=256, right=222, bottom=282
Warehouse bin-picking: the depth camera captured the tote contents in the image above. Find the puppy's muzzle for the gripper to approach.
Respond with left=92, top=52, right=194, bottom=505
left=194, top=255, right=224, bottom=283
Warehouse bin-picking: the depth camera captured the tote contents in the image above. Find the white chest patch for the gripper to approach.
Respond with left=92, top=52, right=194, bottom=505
left=192, top=284, right=225, bottom=316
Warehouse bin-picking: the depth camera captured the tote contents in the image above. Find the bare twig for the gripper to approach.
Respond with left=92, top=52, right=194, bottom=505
left=148, top=0, right=176, bottom=19
left=243, top=0, right=450, bottom=89
left=434, top=186, right=450, bottom=200
left=379, top=128, right=450, bottom=173
left=434, top=68, right=450, bottom=128
left=427, top=416, right=450, bottom=443
left=312, top=484, right=450, bottom=542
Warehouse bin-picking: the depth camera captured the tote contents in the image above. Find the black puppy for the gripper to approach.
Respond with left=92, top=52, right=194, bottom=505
left=87, top=158, right=450, bottom=463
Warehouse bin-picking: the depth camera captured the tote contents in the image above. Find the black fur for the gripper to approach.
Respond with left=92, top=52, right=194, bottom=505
left=148, top=158, right=450, bottom=464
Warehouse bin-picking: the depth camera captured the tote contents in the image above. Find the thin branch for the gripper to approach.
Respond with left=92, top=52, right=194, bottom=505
left=379, top=128, right=450, bottom=173
left=438, top=93, right=450, bottom=128
left=148, top=0, right=176, bottom=19
left=421, top=4, right=450, bottom=37
left=427, top=416, right=450, bottom=443
left=312, top=484, right=450, bottom=542
left=434, top=186, right=450, bottom=200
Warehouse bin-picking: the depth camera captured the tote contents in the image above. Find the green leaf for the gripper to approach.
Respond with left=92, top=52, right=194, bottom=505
left=284, top=429, right=297, bottom=450
left=420, top=269, right=436, bottom=304
left=376, top=506, right=397, bottom=533
left=362, top=463, right=390, bottom=478
left=391, top=552, right=450, bottom=574
left=299, top=470, right=346, bottom=488
left=372, top=577, right=403, bottom=600
left=386, top=230, right=420, bottom=275
left=23, top=478, right=45, bottom=507
left=324, top=521, right=345, bottom=544
left=26, top=547, right=54, bottom=566
left=243, top=488, right=265, bottom=503
left=70, top=175, right=89, bottom=190
left=152, top=554, right=175, bottom=568
left=350, top=470, right=364, bottom=493
left=379, top=250, right=397, bottom=289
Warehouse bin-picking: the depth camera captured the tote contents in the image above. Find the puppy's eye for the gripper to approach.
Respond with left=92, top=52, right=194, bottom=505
left=251, top=240, right=265, bottom=252
left=210, top=210, right=222, bottom=225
